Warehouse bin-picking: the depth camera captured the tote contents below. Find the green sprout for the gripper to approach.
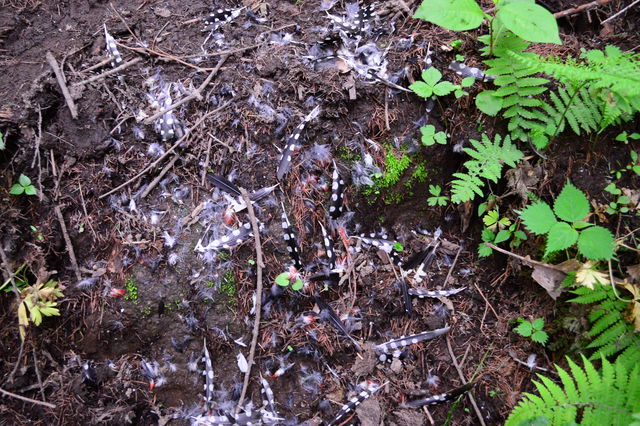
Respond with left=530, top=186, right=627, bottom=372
left=10, top=174, right=37, bottom=196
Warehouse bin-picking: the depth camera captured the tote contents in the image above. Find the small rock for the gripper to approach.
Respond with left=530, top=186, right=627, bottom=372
left=351, top=345, right=377, bottom=376
left=153, top=7, right=171, bottom=18
left=356, top=396, right=382, bottom=426
left=390, top=357, right=403, bottom=374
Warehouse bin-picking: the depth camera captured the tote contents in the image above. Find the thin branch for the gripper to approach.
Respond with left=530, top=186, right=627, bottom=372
left=601, top=0, right=640, bottom=23
left=54, top=205, right=82, bottom=282
left=143, top=54, right=228, bottom=125
left=553, top=0, right=613, bottom=18
left=446, top=336, right=486, bottom=426
left=45, top=52, right=78, bottom=119
left=140, top=153, right=180, bottom=199
left=98, top=102, right=231, bottom=199
left=71, top=57, right=142, bottom=87
left=236, top=188, right=265, bottom=414
left=0, top=386, right=56, bottom=409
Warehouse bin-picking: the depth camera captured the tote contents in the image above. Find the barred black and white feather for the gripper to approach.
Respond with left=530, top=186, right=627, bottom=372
left=449, top=61, right=495, bottom=81
left=259, top=375, right=283, bottom=423
left=329, top=161, right=345, bottom=220
left=276, top=106, right=321, bottom=180
left=374, top=326, right=450, bottom=354
left=319, top=222, right=336, bottom=269
left=204, top=7, right=244, bottom=30
left=397, top=279, right=412, bottom=316
left=354, top=233, right=403, bottom=266
left=202, top=339, right=215, bottom=408
left=208, top=175, right=277, bottom=212
left=195, top=222, right=259, bottom=252
left=326, top=380, right=381, bottom=426
left=281, top=203, right=302, bottom=270
left=400, top=383, right=474, bottom=408
left=408, top=287, right=466, bottom=299
left=208, top=175, right=241, bottom=197
left=315, top=296, right=361, bottom=351
left=104, top=26, right=122, bottom=67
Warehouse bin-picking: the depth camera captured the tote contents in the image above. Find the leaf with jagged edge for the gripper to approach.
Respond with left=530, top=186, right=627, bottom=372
left=577, top=226, right=615, bottom=261
left=544, top=222, right=578, bottom=257
left=520, top=201, right=557, bottom=235
left=554, top=182, right=590, bottom=222
left=413, top=0, right=484, bottom=31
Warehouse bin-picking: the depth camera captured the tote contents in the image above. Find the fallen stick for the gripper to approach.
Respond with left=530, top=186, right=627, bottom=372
left=601, top=0, right=640, bottom=23
left=71, top=57, right=142, bottom=87
left=553, top=0, right=613, bottom=18
left=235, top=188, right=265, bottom=415
left=140, top=153, right=180, bottom=199
left=54, top=205, right=82, bottom=282
left=45, top=52, right=78, bottom=119
left=446, top=336, right=486, bottom=426
left=143, top=54, right=228, bottom=125
left=98, top=102, right=231, bottom=199
left=0, top=386, right=56, bottom=409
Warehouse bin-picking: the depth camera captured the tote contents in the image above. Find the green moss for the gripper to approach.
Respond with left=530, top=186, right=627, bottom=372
left=140, top=305, right=152, bottom=315
left=220, top=271, right=236, bottom=298
left=124, top=276, right=139, bottom=305
left=362, top=146, right=428, bottom=204
left=335, top=145, right=361, bottom=165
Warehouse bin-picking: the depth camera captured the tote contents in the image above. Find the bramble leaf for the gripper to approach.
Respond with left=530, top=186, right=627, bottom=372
left=476, top=90, right=504, bottom=116
left=532, top=318, right=545, bottom=330
left=24, top=185, right=37, bottom=196
left=422, top=67, right=442, bottom=86
left=9, top=184, right=24, bottom=195
left=18, top=174, right=31, bottom=186
left=515, top=321, right=533, bottom=337
left=545, top=222, right=578, bottom=256
left=494, top=229, right=512, bottom=244
left=413, top=0, right=484, bottom=31
left=577, top=226, right=615, bottom=260
left=495, top=2, right=561, bottom=44
left=554, top=182, right=589, bottom=222
left=409, top=81, right=433, bottom=98
left=531, top=330, right=549, bottom=345
left=291, top=280, right=304, bottom=291
left=520, top=202, right=556, bottom=235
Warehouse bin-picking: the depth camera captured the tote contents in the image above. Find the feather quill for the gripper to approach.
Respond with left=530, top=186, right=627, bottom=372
left=202, top=339, right=215, bottom=408
left=374, top=326, right=450, bottom=354
left=408, top=287, right=466, bottom=299
left=276, top=106, right=321, bottom=180
left=315, top=297, right=361, bottom=351
left=281, top=202, right=303, bottom=270
left=319, top=221, right=336, bottom=269
left=329, top=161, right=345, bottom=219
left=326, top=381, right=381, bottom=426
left=400, top=383, right=474, bottom=408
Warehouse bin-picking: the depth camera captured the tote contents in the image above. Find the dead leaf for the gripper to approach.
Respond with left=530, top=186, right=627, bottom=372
left=575, top=261, right=610, bottom=289
left=530, top=259, right=581, bottom=299
left=505, top=160, right=541, bottom=202
left=622, top=282, right=640, bottom=332
left=627, top=264, right=640, bottom=284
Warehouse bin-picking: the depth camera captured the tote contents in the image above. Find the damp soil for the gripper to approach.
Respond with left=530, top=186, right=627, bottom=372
left=0, top=0, right=639, bottom=425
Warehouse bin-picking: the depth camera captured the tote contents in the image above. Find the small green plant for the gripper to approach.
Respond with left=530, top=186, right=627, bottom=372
left=519, top=181, right=615, bottom=260
left=489, top=389, right=503, bottom=398
left=615, top=131, right=640, bottom=144
left=30, top=225, right=44, bottom=241
left=275, top=268, right=304, bottom=291
left=18, top=279, right=64, bottom=340
left=124, top=276, right=139, bottom=305
left=450, top=133, right=523, bottom=203
left=506, top=356, right=640, bottom=425
left=0, top=131, right=4, bottom=150
left=9, top=174, right=37, bottom=196
left=363, top=147, right=422, bottom=204
left=392, top=241, right=404, bottom=252
left=420, top=125, right=447, bottom=146
left=140, top=305, right=152, bottom=315
left=0, top=264, right=28, bottom=293
left=427, top=184, right=448, bottom=206
left=604, top=183, right=636, bottom=215
left=410, top=67, right=457, bottom=99
left=478, top=209, right=527, bottom=257
left=611, top=150, right=640, bottom=179
left=515, top=317, right=549, bottom=345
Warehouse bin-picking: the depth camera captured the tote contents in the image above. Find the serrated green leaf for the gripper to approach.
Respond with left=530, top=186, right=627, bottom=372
left=413, top=0, right=484, bottom=31
left=9, top=184, right=24, bottom=195
left=422, top=67, right=442, bottom=86
left=531, top=330, right=549, bottom=345
left=409, top=81, right=433, bottom=98
left=520, top=201, right=556, bottom=235
left=554, top=182, right=590, bottom=222
left=494, top=229, right=512, bottom=244
left=476, top=90, right=504, bottom=116
left=461, top=76, right=475, bottom=87
left=577, top=226, right=615, bottom=261
left=433, top=81, right=456, bottom=96
left=275, top=273, right=290, bottom=287
left=18, top=174, right=31, bottom=186
left=30, top=308, right=43, bottom=326
left=434, top=131, right=447, bottom=144
left=478, top=243, right=493, bottom=257
left=496, top=3, right=561, bottom=44
left=515, top=321, right=533, bottom=337
left=532, top=318, right=545, bottom=330
left=24, top=186, right=37, bottom=196
left=545, top=222, right=578, bottom=256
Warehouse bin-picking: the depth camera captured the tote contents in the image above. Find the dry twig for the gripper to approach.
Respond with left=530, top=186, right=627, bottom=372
left=236, top=188, right=265, bottom=414
left=45, top=51, right=78, bottom=119
left=72, top=57, right=142, bottom=87
left=446, top=336, right=486, bottom=426
left=0, top=386, right=56, bottom=409
left=54, top=205, right=82, bottom=282
left=553, top=0, right=613, bottom=18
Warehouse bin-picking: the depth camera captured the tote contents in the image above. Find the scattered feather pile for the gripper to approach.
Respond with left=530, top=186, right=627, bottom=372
left=277, top=105, right=321, bottom=180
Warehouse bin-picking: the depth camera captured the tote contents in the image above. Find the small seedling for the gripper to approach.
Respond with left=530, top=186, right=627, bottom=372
left=275, top=268, right=304, bottom=291
left=410, top=67, right=457, bottom=99
left=124, top=276, right=139, bottom=305
left=450, top=39, right=462, bottom=50
left=615, top=131, right=640, bottom=144
left=478, top=209, right=527, bottom=257
left=393, top=241, right=404, bottom=252
left=454, top=76, right=475, bottom=99
left=9, top=174, right=37, bottom=196
left=604, top=183, right=635, bottom=215
left=30, top=225, right=44, bottom=241
left=427, top=184, right=448, bottom=206
left=420, top=125, right=447, bottom=146
left=519, top=181, right=615, bottom=260
left=0, top=131, right=4, bottom=150
left=514, top=317, right=548, bottom=345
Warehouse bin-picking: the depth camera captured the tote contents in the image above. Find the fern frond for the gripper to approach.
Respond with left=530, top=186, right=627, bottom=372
left=450, top=134, right=523, bottom=203
left=506, top=356, right=640, bottom=426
